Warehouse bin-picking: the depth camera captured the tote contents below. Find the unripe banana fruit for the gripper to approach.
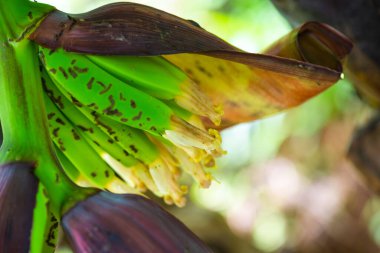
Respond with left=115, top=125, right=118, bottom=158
left=39, top=46, right=223, bottom=206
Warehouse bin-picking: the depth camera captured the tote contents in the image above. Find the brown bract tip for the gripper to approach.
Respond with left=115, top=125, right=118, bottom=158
left=29, top=2, right=235, bottom=56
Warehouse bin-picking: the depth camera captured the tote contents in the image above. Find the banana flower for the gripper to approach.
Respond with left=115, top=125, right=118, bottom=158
left=0, top=0, right=352, bottom=252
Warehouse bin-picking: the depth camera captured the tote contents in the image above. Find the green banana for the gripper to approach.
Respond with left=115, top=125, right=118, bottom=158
left=42, top=69, right=147, bottom=168
left=40, top=47, right=172, bottom=134
left=43, top=90, right=133, bottom=193
left=88, top=136, right=187, bottom=206
left=83, top=118, right=188, bottom=206
left=87, top=55, right=183, bottom=100
left=42, top=70, right=189, bottom=205
left=39, top=47, right=222, bottom=155
left=87, top=54, right=221, bottom=124
left=44, top=69, right=150, bottom=192
left=54, top=145, right=93, bottom=188
left=38, top=45, right=227, bottom=206
left=83, top=108, right=160, bottom=164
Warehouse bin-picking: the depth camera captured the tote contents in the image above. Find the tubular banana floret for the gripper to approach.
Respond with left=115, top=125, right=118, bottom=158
left=132, top=163, right=161, bottom=196
left=164, top=100, right=208, bottom=130
left=149, top=158, right=188, bottom=207
left=87, top=54, right=221, bottom=125
left=150, top=138, right=181, bottom=179
left=164, top=116, right=223, bottom=155
left=170, top=146, right=213, bottom=188
left=88, top=143, right=146, bottom=192
left=149, top=135, right=213, bottom=188
left=88, top=131, right=186, bottom=206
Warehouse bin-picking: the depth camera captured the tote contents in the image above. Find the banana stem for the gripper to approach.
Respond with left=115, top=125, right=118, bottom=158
left=0, top=0, right=54, bottom=38
left=0, top=4, right=90, bottom=214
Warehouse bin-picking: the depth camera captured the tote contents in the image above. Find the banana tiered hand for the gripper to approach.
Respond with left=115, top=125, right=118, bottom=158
left=39, top=47, right=223, bottom=206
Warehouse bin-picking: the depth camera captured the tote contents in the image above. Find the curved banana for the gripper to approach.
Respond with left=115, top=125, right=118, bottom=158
left=40, top=47, right=172, bottom=134
left=43, top=70, right=171, bottom=170
left=43, top=90, right=132, bottom=193
left=87, top=54, right=221, bottom=124
left=54, top=145, right=93, bottom=188
left=87, top=55, right=184, bottom=100
left=42, top=70, right=189, bottom=205
left=42, top=69, right=147, bottom=168
left=39, top=45, right=228, bottom=206
left=83, top=108, right=160, bottom=164
left=39, top=47, right=221, bottom=155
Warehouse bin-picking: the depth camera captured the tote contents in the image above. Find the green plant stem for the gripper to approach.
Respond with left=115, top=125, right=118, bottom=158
left=0, top=1, right=95, bottom=251
left=0, top=0, right=54, bottom=39
left=0, top=0, right=91, bottom=214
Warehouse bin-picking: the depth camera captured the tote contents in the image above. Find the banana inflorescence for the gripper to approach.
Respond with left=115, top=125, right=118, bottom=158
left=39, top=46, right=223, bottom=206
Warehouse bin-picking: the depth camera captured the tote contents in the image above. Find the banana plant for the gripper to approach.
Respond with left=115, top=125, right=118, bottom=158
left=0, top=0, right=352, bottom=252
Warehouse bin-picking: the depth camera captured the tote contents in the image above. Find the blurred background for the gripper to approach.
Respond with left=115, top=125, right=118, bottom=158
left=41, top=0, right=380, bottom=252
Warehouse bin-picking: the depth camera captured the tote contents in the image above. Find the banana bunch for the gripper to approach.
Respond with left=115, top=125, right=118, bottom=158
left=39, top=47, right=223, bottom=207
left=0, top=0, right=354, bottom=251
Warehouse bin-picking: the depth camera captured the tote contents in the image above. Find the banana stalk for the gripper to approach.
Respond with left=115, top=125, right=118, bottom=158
left=0, top=122, right=2, bottom=145
left=0, top=1, right=93, bottom=251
